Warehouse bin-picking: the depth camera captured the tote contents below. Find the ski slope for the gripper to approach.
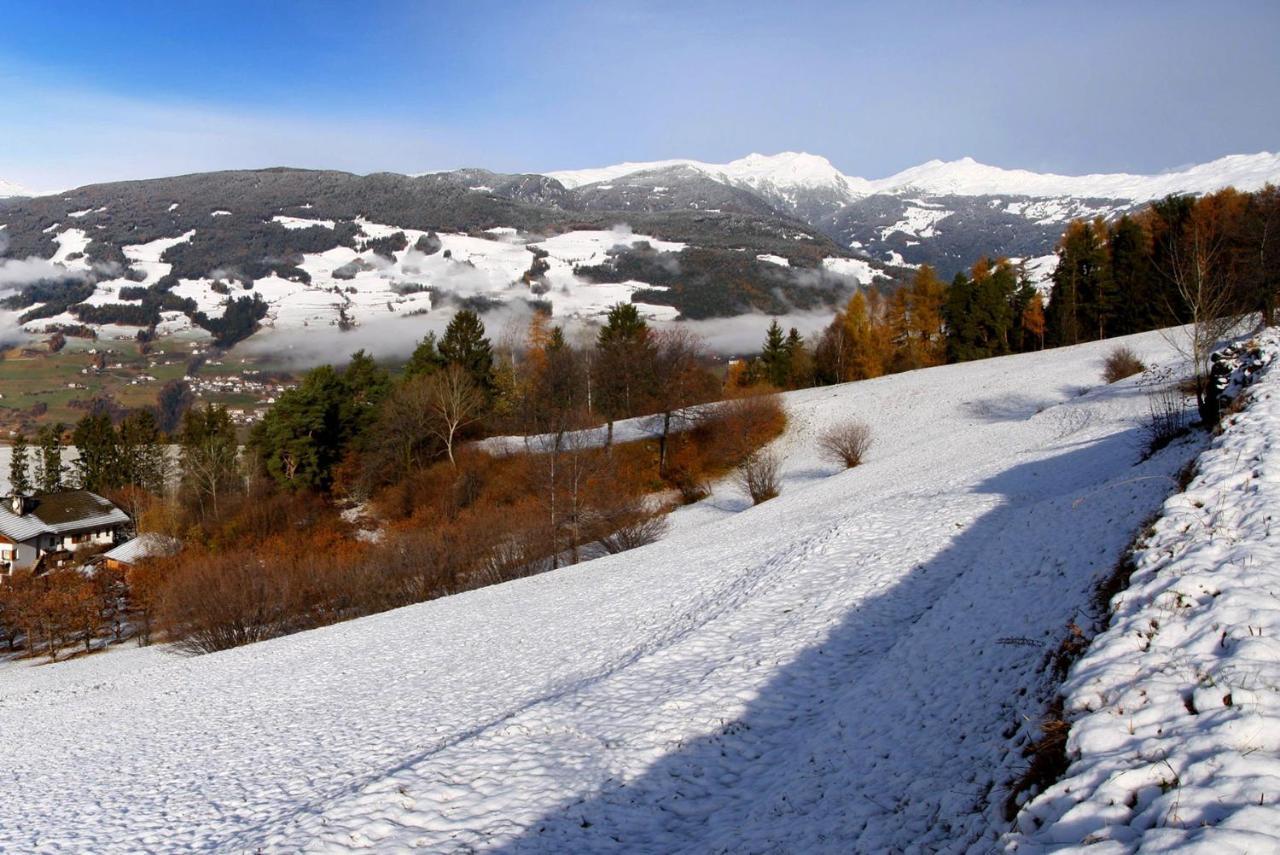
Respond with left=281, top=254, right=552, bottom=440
left=0, top=329, right=1218, bottom=852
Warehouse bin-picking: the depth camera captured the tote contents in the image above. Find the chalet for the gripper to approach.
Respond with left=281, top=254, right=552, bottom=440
left=0, top=491, right=131, bottom=576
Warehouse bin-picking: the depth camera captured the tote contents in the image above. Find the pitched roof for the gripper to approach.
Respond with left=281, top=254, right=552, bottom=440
left=0, top=491, right=131, bottom=542
left=103, top=533, right=181, bottom=565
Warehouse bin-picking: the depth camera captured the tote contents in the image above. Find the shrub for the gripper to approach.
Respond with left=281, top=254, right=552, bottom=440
left=1102, top=345, right=1145, bottom=383
left=1140, top=367, right=1190, bottom=456
left=736, top=449, right=781, bottom=505
left=818, top=420, right=873, bottom=468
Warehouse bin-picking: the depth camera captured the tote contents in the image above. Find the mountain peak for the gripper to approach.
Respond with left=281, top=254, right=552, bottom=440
left=0, top=177, right=36, bottom=198
left=546, top=150, right=1280, bottom=202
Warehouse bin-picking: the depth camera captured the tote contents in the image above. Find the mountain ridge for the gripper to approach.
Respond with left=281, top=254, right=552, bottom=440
left=548, top=150, right=1280, bottom=202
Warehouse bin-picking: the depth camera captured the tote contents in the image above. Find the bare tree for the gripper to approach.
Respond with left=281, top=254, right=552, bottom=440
left=1159, top=203, right=1244, bottom=422
left=648, top=328, right=717, bottom=476
left=424, top=364, right=487, bottom=466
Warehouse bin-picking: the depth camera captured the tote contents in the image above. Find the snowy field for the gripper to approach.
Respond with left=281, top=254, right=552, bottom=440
left=1008, top=331, right=1280, bottom=853
left=0, top=328, right=1242, bottom=852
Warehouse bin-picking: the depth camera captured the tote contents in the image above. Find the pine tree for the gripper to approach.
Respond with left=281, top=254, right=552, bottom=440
left=595, top=303, right=655, bottom=444
left=35, top=424, right=65, bottom=494
left=784, top=327, right=810, bottom=387
left=404, top=332, right=447, bottom=379
left=1045, top=221, right=1106, bottom=345
left=943, top=272, right=981, bottom=362
left=440, top=309, right=495, bottom=395
left=1107, top=215, right=1155, bottom=335
left=759, top=319, right=790, bottom=388
left=117, top=410, right=167, bottom=494
left=73, top=413, right=119, bottom=492
left=8, top=432, right=31, bottom=496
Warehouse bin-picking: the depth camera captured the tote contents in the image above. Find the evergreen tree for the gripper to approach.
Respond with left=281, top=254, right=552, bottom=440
left=343, top=349, right=392, bottom=443
left=783, top=327, right=811, bottom=387
left=943, top=272, right=982, bottom=362
left=439, top=309, right=495, bottom=394
left=117, top=410, right=167, bottom=495
left=35, top=424, right=65, bottom=494
left=1107, top=215, right=1156, bottom=335
left=155, top=379, right=194, bottom=435
left=251, top=365, right=355, bottom=491
left=72, top=413, right=119, bottom=492
left=1045, top=221, right=1107, bottom=345
left=404, top=332, right=446, bottom=379
left=8, top=432, right=31, bottom=496
left=594, top=302, right=655, bottom=443
left=759, top=319, right=790, bottom=388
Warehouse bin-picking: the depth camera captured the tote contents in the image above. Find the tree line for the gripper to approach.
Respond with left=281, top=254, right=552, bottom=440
left=733, top=185, right=1278, bottom=405
left=1, top=305, right=787, bottom=660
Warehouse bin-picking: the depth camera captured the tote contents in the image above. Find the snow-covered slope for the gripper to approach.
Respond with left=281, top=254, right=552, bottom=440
left=551, top=151, right=1280, bottom=202
left=0, top=177, right=35, bottom=198
left=0, top=328, right=1224, bottom=852
left=548, top=151, right=869, bottom=197
left=867, top=152, right=1280, bottom=201
left=1009, top=331, right=1280, bottom=853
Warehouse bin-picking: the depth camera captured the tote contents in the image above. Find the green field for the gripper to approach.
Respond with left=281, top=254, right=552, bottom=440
left=0, top=336, right=291, bottom=435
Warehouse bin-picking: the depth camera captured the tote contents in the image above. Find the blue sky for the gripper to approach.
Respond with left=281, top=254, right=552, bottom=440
left=2, top=0, right=1278, bottom=189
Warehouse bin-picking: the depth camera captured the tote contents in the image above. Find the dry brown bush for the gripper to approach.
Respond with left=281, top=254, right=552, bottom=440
left=735, top=449, right=781, bottom=505
left=818, top=420, right=873, bottom=468
left=159, top=551, right=290, bottom=655
left=1102, top=345, right=1146, bottom=383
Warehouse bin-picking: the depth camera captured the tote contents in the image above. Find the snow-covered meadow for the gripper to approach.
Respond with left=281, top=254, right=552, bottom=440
left=4, top=327, right=1276, bottom=852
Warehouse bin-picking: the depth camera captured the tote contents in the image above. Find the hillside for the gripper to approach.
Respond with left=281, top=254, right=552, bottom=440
left=0, top=327, right=1243, bottom=852
left=2, top=152, right=1276, bottom=359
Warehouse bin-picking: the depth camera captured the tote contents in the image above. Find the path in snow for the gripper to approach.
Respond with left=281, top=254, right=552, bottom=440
left=0, top=330, right=1207, bottom=852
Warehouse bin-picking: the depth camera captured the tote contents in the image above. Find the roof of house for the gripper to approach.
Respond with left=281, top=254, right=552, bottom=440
left=103, top=533, right=181, bottom=565
left=0, top=491, right=131, bottom=543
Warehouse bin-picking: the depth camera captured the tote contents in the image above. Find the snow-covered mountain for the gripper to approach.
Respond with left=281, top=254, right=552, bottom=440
left=547, top=151, right=1280, bottom=274
left=551, top=150, right=1280, bottom=203
left=1, top=150, right=1276, bottom=351
left=0, top=178, right=35, bottom=198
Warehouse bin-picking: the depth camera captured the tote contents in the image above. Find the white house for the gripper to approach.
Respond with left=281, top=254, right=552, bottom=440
left=0, top=492, right=132, bottom=576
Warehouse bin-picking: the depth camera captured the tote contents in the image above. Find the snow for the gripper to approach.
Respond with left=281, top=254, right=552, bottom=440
left=546, top=151, right=1280, bottom=202
left=249, top=224, right=688, bottom=333
left=121, top=230, right=195, bottom=286
left=548, top=151, right=872, bottom=198
left=879, top=205, right=954, bottom=239
left=0, top=328, right=1227, bottom=852
left=821, top=255, right=884, bottom=284
left=0, top=177, right=44, bottom=197
left=211, top=210, right=231, bottom=217
left=50, top=228, right=91, bottom=266
left=755, top=253, right=790, bottom=267
left=1017, top=254, right=1060, bottom=294
left=1008, top=330, right=1280, bottom=853
left=272, top=215, right=336, bottom=230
